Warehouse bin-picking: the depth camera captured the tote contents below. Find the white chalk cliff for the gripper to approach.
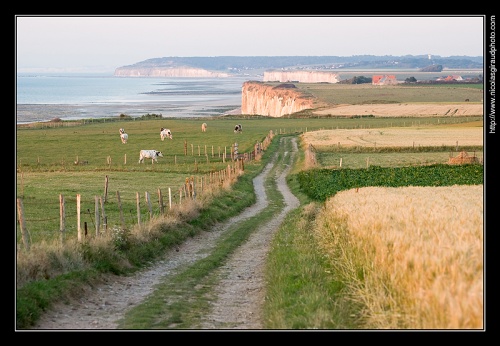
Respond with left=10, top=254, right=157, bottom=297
left=263, top=70, right=340, bottom=83
left=241, top=82, right=314, bottom=117
left=114, top=67, right=231, bottom=78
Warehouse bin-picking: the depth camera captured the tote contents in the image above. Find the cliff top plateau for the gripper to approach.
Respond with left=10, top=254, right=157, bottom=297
left=115, top=55, right=483, bottom=76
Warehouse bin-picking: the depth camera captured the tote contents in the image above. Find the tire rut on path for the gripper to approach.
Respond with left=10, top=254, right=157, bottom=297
left=200, top=137, right=299, bottom=329
left=33, top=137, right=299, bottom=330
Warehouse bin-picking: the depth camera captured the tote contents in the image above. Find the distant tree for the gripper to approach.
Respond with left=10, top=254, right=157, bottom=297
left=405, top=77, right=417, bottom=83
left=338, top=76, right=372, bottom=84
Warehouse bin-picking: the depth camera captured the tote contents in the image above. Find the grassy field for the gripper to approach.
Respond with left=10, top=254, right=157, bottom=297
left=269, top=82, right=484, bottom=106
left=16, top=116, right=483, bottom=245
left=16, top=80, right=485, bottom=329
left=300, top=122, right=483, bottom=169
left=327, top=69, right=483, bottom=85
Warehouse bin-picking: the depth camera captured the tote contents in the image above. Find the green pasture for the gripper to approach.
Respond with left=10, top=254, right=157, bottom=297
left=291, top=83, right=483, bottom=105
left=16, top=116, right=482, bottom=245
left=332, top=70, right=483, bottom=84
left=16, top=116, right=482, bottom=171
left=317, top=150, right=484, bottom=169
left=16, top=113, right=485, bottom=329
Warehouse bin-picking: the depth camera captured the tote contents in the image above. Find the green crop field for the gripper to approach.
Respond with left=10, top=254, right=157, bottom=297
left=16, top=80, right=485, bottom=246
left=16, top=115, right=482, bottom=245
left=16, top=77, right=486, bottom=330
left=291, top=83, right=484, bottom=105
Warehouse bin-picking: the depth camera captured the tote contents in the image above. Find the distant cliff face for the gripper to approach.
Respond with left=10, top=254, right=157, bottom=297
left=263, top=70, right=340, bottom=83
left=241, top=82, right=314, bottom=117
left=114, top=67, right=231, bottom=78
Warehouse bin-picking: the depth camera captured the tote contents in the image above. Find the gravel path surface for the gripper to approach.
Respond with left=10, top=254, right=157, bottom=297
left=33, top=137, right=299, bottom=330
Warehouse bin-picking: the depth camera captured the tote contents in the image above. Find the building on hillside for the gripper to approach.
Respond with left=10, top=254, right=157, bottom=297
left=372, top=75, right=398, bottom=85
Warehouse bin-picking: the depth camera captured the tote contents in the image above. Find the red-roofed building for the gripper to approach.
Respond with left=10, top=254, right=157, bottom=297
left=437, top=75, right=463, bottom=82
left=372, top=75, right=398, bottom=85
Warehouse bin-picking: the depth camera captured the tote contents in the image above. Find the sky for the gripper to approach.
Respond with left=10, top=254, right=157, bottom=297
left=16, top=15, right=485, bottom=74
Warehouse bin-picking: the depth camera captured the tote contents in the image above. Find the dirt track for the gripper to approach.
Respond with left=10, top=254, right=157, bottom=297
left=33, top=137, right=299, bottom=330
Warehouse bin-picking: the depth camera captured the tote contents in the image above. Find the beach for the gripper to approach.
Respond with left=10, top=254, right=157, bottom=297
left=17, top=102, right=242, bottom=124
left=16, top=74, right=246, bottom=124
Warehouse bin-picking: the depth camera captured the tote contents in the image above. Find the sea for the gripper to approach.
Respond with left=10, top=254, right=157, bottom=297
left=16, top=73, right=254, bottom=124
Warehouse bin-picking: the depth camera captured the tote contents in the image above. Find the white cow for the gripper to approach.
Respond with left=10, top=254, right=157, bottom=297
left=234, top=124, right=242, bottom=133
left=201, top=123, right=207, bottom=132
left=160, top=128, right=172, bottom=141
left=119, top=128, right=128, bottom=144
left=138, top=150, right=164, bottom=164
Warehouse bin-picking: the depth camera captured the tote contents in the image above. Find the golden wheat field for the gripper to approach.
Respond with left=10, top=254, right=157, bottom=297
left=301, top=126, right=483, bottom=148
left=314, top=185, right=483, bottom=329
left=312, top=103, right=483, bottom=117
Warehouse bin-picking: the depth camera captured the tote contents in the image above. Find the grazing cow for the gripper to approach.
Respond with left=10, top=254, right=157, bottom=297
left=234, top=124, right=242, bottom=133
left=139, top=150, right=164, bottom=164
left=160, top=128, right=172, bottom=141
left=119, top=128, right=128, bottom=144
left=201, top=123, right=207, bottom=132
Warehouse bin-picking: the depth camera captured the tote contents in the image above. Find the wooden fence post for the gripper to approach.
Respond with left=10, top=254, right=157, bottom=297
left=104, top=175, right=109, bottom=202
left=100, top=197, right=107, bottom=233
left=158, top=188, right=164, bottom=215
left=77, top=194, right=82, bottom=242
left=59, top=194, right=66, bottom=245
left=95, top=196, right=100, bottom=236
left=136, top=192, right=141, bottom=226
left=168, top=187, right=172, bottom=210
left=145, top=192, right=153, bottom=220
left=16, top=198, right=30, bottom=251
left=191, top=177, right=196, bottom=199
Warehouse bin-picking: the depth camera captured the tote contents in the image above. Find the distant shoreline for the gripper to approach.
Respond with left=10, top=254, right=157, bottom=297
left=16, top=103, right=242, bottom=125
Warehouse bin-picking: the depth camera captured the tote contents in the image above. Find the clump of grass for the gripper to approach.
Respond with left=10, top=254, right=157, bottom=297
left=264, top=202, right=362, bottom=329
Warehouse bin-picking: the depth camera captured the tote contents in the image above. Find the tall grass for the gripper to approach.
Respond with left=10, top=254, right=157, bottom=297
left=264, top=203, right=362, bottom=329
left=313, top=185, right=483, bottom=329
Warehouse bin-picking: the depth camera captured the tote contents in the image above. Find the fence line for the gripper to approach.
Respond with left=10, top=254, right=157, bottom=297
left=16, top=131, right=275, bottom=250
left=16, top=161, right=244, bottom=250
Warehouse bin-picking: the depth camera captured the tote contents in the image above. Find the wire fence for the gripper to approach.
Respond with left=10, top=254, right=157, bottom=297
left=16, top=131, right=276, bottom=250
